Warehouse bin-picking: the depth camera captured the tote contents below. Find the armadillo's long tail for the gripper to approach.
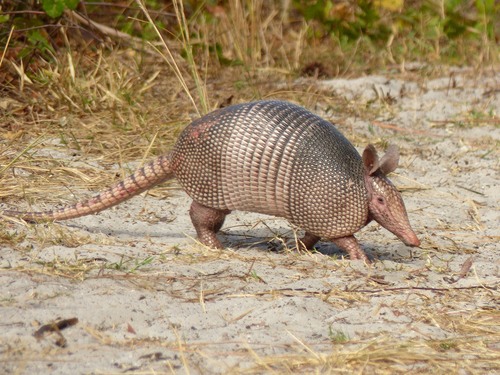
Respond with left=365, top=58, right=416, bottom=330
left=1, top=154, right=174, bottom=222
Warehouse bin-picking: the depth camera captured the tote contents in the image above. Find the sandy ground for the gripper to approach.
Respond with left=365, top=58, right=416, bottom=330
left=1, top=68, right=499, bottom=374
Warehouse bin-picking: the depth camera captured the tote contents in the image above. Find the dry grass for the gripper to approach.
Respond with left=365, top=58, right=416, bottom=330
left=243, top=335, right=499, bottom=374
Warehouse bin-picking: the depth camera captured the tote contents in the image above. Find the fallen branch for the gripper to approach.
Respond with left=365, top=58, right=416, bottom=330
left=66, top=10, right=180, bottom=57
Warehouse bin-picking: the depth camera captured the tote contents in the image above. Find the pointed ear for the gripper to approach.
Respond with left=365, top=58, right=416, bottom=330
left=379, top=144, right=399, bottom=175
left=362, top=144, right=380, bottom=175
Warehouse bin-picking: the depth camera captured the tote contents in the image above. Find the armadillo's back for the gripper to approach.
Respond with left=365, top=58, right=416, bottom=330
left=171, top=100, right=369, bottom=238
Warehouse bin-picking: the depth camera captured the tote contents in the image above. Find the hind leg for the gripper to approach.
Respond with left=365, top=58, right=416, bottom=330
left=189, top=201, right=230, bottom=249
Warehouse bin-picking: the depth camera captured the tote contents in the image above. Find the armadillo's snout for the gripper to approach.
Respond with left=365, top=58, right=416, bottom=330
left=402, top=231, right=420, bottom=247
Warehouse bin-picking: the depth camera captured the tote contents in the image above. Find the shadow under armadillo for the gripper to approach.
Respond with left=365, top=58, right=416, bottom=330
left=219, top=222, right=418, bottom=263
left=57, top=208, right=420, bottom=262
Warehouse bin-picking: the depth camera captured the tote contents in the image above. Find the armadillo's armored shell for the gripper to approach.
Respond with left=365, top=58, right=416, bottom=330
left=171, top=101, right=369, bottom=239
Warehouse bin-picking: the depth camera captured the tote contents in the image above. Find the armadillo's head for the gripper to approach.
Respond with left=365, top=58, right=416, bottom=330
left=363, top=144, right=420, bottom=247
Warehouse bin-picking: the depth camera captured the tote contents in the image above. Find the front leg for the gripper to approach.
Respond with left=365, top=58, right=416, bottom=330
left=296, top=232, right=320, bottom=250
left=331, top=236, right=370, bottom=263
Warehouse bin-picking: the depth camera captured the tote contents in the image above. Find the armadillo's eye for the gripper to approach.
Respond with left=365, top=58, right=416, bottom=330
left=377, top=197, right=384, bottom=204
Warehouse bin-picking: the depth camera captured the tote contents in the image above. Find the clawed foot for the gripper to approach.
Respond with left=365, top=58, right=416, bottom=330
left=331, top=236, right=371, bottom=263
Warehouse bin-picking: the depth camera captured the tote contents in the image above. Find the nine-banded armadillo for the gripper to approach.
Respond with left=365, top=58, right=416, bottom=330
left=2, top=100, right=420, bottom=261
